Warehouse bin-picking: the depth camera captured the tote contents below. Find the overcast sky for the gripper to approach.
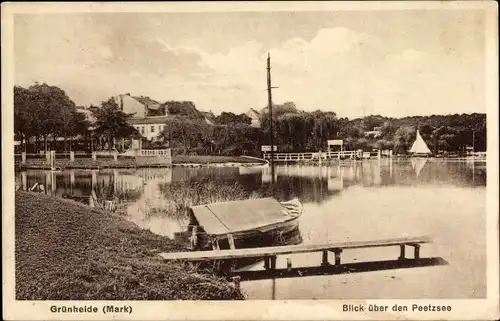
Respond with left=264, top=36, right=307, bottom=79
left=14, top=10, right=486, bottom=118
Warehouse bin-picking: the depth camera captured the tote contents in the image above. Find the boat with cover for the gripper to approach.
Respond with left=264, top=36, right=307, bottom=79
left=181, top=197, right=303, bottom=251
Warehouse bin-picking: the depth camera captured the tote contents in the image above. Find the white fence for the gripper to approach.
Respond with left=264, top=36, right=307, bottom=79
left=263, top=150, right=389, bottom=162
left=16, top=148, right=172, bottom=166
left=137, top=149, right=171, bottom=157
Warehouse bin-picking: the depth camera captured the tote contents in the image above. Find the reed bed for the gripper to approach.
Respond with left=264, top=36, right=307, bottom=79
left=157, top=179, right=258, bottom=220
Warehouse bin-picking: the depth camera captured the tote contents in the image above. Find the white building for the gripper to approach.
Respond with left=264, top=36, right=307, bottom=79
left=128, top=116, right=169, bottom=141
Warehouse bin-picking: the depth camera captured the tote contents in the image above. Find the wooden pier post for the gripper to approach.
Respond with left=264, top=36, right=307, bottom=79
left=21, top=152, right=26, bottom=164
left=264, top=257, right=270, bottom=270
left=270, top=256, right=277, bottom=270
left=286, top=258, right=292, bottom=272
left=411, top=244, right=421, bottom=259
left=333, top=249, right=343, bottom=265
left=399, top=245, right=406, bottom=260
left=321, top=250, right=329, bottom=266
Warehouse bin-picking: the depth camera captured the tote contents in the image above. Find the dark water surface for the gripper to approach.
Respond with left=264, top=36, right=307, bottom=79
left=16, top=158, right=487, bottom=299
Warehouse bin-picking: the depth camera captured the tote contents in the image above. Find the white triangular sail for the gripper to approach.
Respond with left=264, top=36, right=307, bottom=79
left=409, top=130, right=432, bottom=154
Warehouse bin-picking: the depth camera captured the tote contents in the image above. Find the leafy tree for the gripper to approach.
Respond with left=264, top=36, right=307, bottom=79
left=163, top=101, right=204, bottom=120
left=14, top=83, right=79, bottom=152
left=159, top=116, right=212, bottom=154
left=393, top=126, right=416, bottom=154
left=214, top=112, right=252, bottom=126
left=92, top=98, right=138, bottom=150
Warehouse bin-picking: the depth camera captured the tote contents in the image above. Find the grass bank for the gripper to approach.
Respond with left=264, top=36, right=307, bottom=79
left=15, top=191, right=244, bottom=300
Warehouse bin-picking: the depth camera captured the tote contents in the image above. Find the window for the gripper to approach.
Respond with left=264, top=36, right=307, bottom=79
left=151, top=125, right=155, bottom=133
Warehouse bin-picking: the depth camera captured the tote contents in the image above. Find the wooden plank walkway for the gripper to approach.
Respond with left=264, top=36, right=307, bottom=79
left=159, top=236, right=432, bottom=262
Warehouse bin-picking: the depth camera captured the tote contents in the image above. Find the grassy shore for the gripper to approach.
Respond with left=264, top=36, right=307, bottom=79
left=15, top=191, right=244, bottom=300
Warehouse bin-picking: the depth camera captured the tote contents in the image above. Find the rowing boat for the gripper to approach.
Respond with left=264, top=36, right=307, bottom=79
left=180, top=197, right=303, bottom=251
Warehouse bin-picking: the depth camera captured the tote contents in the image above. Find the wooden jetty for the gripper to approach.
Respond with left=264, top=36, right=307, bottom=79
left=159, top=236, right=447, bottom=282
left=261, top=150, right=391, bottom=162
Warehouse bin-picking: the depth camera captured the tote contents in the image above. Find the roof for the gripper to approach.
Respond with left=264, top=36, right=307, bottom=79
left=132, top=96, right=162, bottom=110
left=128, top=116, right=170, bottom=125
left=246, top=108, right=260, bottom=119
left=190, top=197, right=293, bottom=236
left=76, top=108, right=96, bottom=122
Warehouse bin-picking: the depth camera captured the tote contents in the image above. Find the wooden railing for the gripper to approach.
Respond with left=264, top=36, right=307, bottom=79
left=137, top=149, right=171, bottom=157
left=15, top=148, right=173, bottom=168
left=261, top=150, right=394, bottom=162
left=263, top=150, right=359, bottom=162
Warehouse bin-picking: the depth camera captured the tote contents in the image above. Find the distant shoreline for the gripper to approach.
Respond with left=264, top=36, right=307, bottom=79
left=14, top=154, right=486, bottom=171
left=14, top=154, right=268, bottom=170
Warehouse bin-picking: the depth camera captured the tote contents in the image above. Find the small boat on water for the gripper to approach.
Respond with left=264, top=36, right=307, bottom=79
left=178, top=197, right=303, bottom=251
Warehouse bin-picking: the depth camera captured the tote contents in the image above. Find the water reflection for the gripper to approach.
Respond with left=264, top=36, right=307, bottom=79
left=16, top=159, right=487, bottom=298
left=16, top=159, right=486, bottom=238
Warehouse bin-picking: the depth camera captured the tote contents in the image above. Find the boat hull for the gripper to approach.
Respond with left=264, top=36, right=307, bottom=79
left=172, top=197, right=304, bottom=272
left=212, top=215, right=302, bottom=250
left=185, top=215, right=302, bottom=251
left=184, top=224, right=303, bottom=273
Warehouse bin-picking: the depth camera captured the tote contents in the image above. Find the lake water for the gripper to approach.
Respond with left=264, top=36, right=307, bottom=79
left=15, top=158, right=487, bottom=299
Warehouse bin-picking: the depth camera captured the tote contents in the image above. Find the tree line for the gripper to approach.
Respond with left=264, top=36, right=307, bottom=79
left=14, top=83, right=487, bottom=155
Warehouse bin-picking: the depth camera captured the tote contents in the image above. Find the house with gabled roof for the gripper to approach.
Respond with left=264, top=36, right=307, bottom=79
left=246, top=108, right=261, bottom=128
left=111, top=93, right=217, bottom=141
left=112, top=93, right=164, bottom=118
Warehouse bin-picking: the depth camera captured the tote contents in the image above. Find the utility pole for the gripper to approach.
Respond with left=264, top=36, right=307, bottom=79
left=267, top=53, right=276, bottom=184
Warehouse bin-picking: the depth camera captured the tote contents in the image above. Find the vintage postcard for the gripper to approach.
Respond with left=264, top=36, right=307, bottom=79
left=2, top=1, right=499, bottom=320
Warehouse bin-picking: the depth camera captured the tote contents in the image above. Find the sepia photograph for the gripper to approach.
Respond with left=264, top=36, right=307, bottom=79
left=2, top=1, right=498, bottom=320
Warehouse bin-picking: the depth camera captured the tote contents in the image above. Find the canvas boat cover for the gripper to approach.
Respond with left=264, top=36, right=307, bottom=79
left=190, top=197, right=294, bottom=236
left=409, top=130, right=432, bottom=154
